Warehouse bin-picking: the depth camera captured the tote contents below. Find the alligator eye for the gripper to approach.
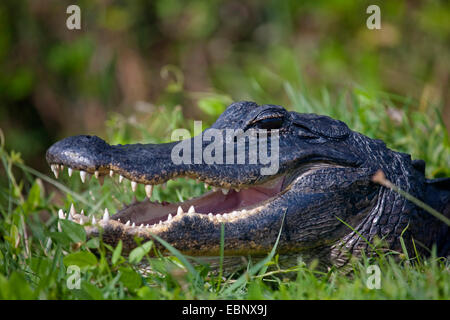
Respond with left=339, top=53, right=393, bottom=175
left=254, top=117, right=284, bottom=130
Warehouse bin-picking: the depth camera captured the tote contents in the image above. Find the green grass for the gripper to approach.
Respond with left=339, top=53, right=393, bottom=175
left=0, top=84, right=449, bottom=300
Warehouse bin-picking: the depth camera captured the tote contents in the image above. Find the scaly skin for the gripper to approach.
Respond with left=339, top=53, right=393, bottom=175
left=46, top=101, right=450, bottom=267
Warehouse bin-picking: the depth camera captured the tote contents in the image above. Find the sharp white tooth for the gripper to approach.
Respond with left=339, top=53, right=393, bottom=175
left=79, top=217, right=85, bottom=225
left=234, top=188, right=240, bottom=192
left=125, top=220, right=130, bottom=226
left=146, top=224, right=150, bottom=228
left=139, top=224, right=144, bottom=229
left=80, top=171, right=87, bottom=183
left=222, top=188, right=229, bottom=195
left=91, top=216, right=96, bottom=224
left=119, top=175, right=124, bottom=183
left=159, top=220, right=162, bottom=225
left=204, top=183, right=209, bottom=189
left=95, top=171, right=99, bottom=179
left=208, top=213, right=213, bottom=218
left=80, top=209, right=85, bottom=216
left=51, top=165, right=59, bottom=179
left=131, top=222, right=135, bottom=228
left=69, top=203, right=76, bottom=217
left=223, top=213, right=229, bottom=218
left=109, top=170, right=114, bottom=177
left=177, top=206, right=184, bottom=216
left=131, top=181, right=137, bottom=192
left=103, top=208, right=110, bottom=222
left=241, top=209, right=247, bottom=214
left=60, top=165, right=64, bottom=170
left=188, top=206, right=195, bottom=214
left=212, top=187, right=219, bottom=192
left=168, top=214, right=173, bottom=221
left=118, top=218, right=121, bottom=222
left=68, top=168, right=73, bottom=177
left=145, top=185, right=153, bottom=198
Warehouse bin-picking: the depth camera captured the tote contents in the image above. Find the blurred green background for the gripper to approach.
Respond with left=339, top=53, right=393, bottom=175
left=0, top=0, right=449, bottom=172
left=0, top=0, right=449, bottom=300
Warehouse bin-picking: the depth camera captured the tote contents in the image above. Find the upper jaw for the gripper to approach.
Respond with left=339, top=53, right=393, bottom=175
left=46, top=133, right=290, bottom=233
left=46, top=134, right=280, bottom=189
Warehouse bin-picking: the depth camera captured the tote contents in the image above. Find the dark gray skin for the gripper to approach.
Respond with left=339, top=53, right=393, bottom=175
left=46, top=101, right=449, bottom=268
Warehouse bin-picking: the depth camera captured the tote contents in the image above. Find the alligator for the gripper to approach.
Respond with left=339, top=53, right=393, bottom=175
left=46, top=101, right=450, bottom=268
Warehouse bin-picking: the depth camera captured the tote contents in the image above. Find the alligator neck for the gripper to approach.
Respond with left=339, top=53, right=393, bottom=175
left=331, top=147, right=437, bottom=266
left=420, top=180, right=450, bottom=256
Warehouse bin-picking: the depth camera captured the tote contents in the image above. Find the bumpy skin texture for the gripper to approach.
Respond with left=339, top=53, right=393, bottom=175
left=46, top=101, right=450, bottom=267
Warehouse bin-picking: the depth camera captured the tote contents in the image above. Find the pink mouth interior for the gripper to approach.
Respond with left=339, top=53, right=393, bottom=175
left=114, top=176, right=285, bottom=226
left=192, top=177, right=284, bottom=214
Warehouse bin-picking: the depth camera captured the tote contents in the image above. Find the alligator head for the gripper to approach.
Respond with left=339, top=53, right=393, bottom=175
left=46, top=101, right=449, bottom=267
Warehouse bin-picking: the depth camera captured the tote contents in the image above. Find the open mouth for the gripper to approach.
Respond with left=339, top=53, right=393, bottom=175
left=50, top=164, right=288, bottom=229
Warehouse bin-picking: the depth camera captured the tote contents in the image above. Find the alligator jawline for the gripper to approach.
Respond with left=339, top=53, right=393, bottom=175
left=53, top=161, right=340, bottom=230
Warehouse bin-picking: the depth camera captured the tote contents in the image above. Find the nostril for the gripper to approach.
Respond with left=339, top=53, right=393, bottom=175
left=46, top=135, right=111, bottom=170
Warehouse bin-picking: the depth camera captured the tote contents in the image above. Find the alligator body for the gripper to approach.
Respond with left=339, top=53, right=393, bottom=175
left=46, top=101, right=450, bottom=268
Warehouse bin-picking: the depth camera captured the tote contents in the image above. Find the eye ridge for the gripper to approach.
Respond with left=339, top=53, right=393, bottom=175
left=255, top=117, right=284, bottom=129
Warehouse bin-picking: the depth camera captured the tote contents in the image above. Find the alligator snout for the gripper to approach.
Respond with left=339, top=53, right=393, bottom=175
left=46, top=135, right=112, bottom=175
left=46, top=134, right=178, bottom=185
